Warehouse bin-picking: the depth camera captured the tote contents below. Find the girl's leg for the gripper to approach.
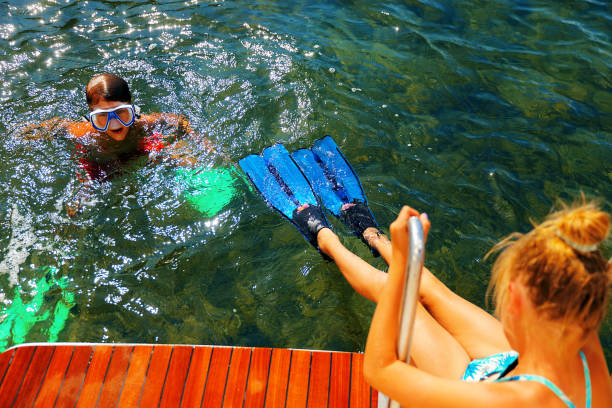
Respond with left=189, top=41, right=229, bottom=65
left=317, top=228, right=386, bottom=303
left=361, top=226, right=509, bottom=358
left=317, top=228, right=470, bottom=378
left=418, top=268, right=511, bottom=358
left=410, top=302, right=470, bottom=378
left=363, top=227, right=392, bottom=264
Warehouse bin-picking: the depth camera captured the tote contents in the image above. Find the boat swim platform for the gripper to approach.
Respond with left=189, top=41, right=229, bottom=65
left=0, top=343, right=379, bottom=407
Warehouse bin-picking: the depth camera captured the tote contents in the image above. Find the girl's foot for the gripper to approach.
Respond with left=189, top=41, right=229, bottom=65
left=339, top=201, right=380, bottom=256
left=292, top=203, right=330, bottom=248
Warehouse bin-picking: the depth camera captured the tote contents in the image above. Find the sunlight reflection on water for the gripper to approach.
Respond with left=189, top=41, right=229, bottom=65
left=0, top=0, right=610, bottom=363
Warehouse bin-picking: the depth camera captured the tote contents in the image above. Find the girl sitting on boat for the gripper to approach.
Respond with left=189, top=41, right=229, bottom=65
left=239, top=140, right=610, bottom=406
left=332, top=201, right=611, bottom=407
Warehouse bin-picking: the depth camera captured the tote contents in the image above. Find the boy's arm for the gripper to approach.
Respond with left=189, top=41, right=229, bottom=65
left=67, top=121, right=95, bottom=138
left=19, top=117, right=95, bottom=140
left=18, top=118, right=96, bottom=217
left=66, top=178, right=93, bottom=217
left=362, top=208, right=509, bottom=358
left=17, top=117, right=71, bottom=139
left=141, top=113, right=220, bottom=166
left=139, top=113, right=193, bottom=136
left=140, top=113, right=214, bottom=149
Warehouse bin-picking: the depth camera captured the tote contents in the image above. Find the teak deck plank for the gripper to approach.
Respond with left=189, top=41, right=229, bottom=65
left=116, top=345, right=153, bottom=408
left=307, top=351, right=331, bottom=408
left=0, top=349, right=15, bottom=387
left=75, top=345, right=114, bottom=408
left=350, top=353, right=370, bottom=407
left=264, top=348, right=292, bottom=408
left=96, top=345, right=133, bottom=407
left=0, top=346, right=36, bottom=406
left=243, top=347, right=272, bottom=408
left=222, top=347, right=251, bottom=408
left=13, top=345, right=55, bottom=407
left=0, top=348, right=16, bottom=387
left=371, top=387, right=379, bottom=407
left=159, top=345, right=193, bottom=408
left=54, top=346, right=94, bottom=408
left=1, top=343, right=378, bottom=407
left=201, top=346, right=232, bottom=408
left=286, top=350, right=311, bottom=408
left=32, top=345, right=74, bottom=408
left=329, top=351, right=352, bottom=408
left=138, top=345, right=173, bottom=407
left=180, top=346, right=213, bottom=408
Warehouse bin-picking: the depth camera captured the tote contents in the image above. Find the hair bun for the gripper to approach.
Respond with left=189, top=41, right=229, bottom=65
left=556, top=205, right=610, bottom=250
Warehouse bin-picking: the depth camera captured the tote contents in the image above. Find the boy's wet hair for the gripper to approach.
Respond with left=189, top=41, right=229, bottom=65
left=86, top=73, right=131, bottom=106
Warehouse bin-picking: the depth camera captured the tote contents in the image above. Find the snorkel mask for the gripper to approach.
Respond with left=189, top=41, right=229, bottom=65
left=85, top=104, right=141, bottom=131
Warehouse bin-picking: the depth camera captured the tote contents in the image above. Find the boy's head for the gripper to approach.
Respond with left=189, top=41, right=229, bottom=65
left=86, top=73, right=131, bottom=107
left=86, top=74, right=134, bottom=141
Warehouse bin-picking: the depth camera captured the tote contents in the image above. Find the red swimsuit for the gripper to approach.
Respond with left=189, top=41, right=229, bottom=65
left=75, top=132, right=169, bottom=182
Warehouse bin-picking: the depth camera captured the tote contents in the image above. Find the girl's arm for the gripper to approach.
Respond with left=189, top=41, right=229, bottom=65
left=369, top=208, right=509, bottom=358
left=363, top=205, right=427, bottom=384
left=365, top=360, right=521, bottom=408
left=363, top=206, right=520, bottom=407
left=322, top=210, right=508, bottom=359
left=583, top=333, right=612, bottom=407
left=349, top=208, right=509, bottom=358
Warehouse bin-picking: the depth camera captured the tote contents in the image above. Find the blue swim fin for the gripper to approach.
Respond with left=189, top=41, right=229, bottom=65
left=239, top=144, right=330, bottom=248
left=291, top=136, right=379, bottom=255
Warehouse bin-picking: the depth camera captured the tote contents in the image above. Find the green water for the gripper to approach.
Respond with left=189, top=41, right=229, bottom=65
left=0, top=0, right=610, bottom=366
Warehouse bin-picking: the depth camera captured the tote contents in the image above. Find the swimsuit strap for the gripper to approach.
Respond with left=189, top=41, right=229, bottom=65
left=580, top=350, right=591, bottom=408
left=496, top=351, right=591, bottom=408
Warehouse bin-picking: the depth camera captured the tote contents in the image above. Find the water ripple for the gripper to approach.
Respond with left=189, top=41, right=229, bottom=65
left=0, top=0, right=610, bottom=362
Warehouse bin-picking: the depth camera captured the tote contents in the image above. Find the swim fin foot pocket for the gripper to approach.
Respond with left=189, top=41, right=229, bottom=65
left=340, top=201, right=377, bottom=237
left=339, top=201, right=380, bottom=256
left=292, top=205, right=329, bottom=248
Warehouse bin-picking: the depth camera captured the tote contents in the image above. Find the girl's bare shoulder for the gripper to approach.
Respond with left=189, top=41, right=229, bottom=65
left=583, top=334, right=612, bottom=408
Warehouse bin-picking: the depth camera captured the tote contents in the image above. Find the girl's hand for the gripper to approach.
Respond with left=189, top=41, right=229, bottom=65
left=389, top=206, right=430, bottom=275
left=364, top=205, right=431, bottom=395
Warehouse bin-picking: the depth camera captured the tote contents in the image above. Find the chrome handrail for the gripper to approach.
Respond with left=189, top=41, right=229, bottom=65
left=380, top=216, right=425, bottom=408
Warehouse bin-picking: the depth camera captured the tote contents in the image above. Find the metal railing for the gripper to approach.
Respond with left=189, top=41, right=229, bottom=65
left=380, top=216, right=426, bottom=408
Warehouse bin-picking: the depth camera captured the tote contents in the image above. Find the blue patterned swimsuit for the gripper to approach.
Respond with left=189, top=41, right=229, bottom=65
left=462, top=351, right=591, bottom=408
left=462, top=351, right=519, bottom=382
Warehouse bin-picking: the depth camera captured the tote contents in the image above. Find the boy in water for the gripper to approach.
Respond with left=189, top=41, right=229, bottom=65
left=72, top=73, right=206, bottom=181
left=21, top=73, right=211, bottom=214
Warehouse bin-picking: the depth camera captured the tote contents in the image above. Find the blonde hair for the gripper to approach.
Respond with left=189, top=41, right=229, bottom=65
left=488, top=199, right=611, bottom=333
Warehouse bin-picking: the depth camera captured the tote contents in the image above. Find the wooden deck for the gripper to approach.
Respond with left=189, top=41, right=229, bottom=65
left=0, top=343, right=378, bottom=407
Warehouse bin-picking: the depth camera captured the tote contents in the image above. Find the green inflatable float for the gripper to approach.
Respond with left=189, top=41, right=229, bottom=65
left=174, top=166, right=242, bottom=217
left=0, top=266, right=75, bottom=351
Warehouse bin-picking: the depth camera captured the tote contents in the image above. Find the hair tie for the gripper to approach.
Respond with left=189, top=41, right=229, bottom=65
left=556, top=230, right=598, bottom=253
